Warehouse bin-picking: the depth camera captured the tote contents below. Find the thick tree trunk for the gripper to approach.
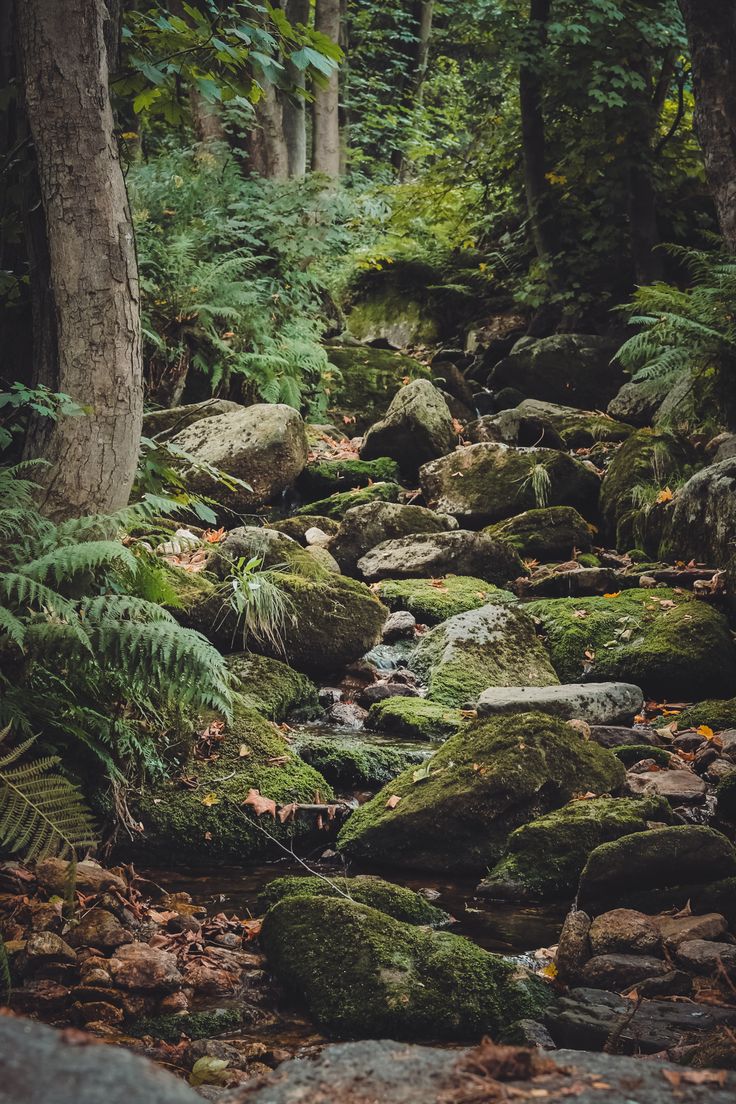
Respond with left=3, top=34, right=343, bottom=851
left=253, top=80, right=289, bottom=179
left=16, top=0, right=142, bottom=519
left=312, top=0, right=341, bottom=178
left=678, top=0, right=736, bottom=250
left=413, top=1, right=434, bottom=99
left=190, top=87, right=226, bottom=145
left=519, top=0, right=556, bottom=260
left=282, top=0, right=310, bottom=177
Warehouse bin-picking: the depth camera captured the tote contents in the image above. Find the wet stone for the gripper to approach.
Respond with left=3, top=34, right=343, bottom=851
left=579, top=953, right=669, bottom=989
left=588, top=909, right=662, bottom=957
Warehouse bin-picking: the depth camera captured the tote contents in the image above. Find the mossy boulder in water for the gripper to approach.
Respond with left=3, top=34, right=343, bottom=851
left=366, top=697, right=466, bottom=742
left=412, top=603, right=559, bottom=707
left=599, top=429, right=699, bottom=550
left=226, top=653, right=319, bottom=721
left=330, top=501, right=458, bottom=575
left=296, top=736, right=423, bottom=789
left=655, top=698, right=736, bottom=733
left=374, top=575, right=515, bottom=624
left=478, top=795, right=672, bottom=903
left=326, top=345, right=430, bottom=433
left=298, top=457, right=401, bottom=499
left=258, top=874, right=451, bottom=927
left=297, top=481, right=401, bottom=520
left=528, top=589, right=736, bottom=700
left=360, top=379, right=457, bottom=478
left=485, top=506, right=595, bottom=562
left=259, top=896, right=553, bottom=1040
left=337, top=712, right=625, bottom=873
left=138, top=698, right=333, bottom=862
left=420, top=443, right=600, bottom=525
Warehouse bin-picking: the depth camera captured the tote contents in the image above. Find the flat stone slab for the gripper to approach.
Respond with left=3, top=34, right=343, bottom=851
left=476, top=682, right=644, bottom=725
left=625, top=769, right=707, bottom=804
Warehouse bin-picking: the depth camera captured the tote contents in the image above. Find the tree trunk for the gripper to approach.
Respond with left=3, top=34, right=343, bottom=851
left=251, top=81, right=289, bottom=179
left=16, top=0, right=142, bottom=519
left=190, top=87, right=226, bottom=145
left=678, top=0, right=736, bottom=250
left=282, top=0, right=310, bottom=177
left=412, top=1, right=434, bottom=99
left=312, top=0, right=341, bottom=178
left=519, top=0, right=556, bottom=260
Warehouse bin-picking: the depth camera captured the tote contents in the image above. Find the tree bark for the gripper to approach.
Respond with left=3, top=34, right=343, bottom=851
left=678, top=0, right=736, bottom=251
left=282, top=0, right=310, bottom=177
left=16, top=0, right=143, bottom=519
left=312, top=0, right=341, bottom=178
left=519, top=0, right=556, bottom=260
left=190, top=87, right=226, bottom=145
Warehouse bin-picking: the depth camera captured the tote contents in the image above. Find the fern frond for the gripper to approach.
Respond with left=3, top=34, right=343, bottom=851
left=0, top=605, right=26, bottom=648
left=20, top=541, right=138, bottom=585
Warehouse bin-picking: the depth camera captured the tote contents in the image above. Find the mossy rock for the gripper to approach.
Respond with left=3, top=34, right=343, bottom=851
left=613, top=745, right=672, bottom=767
left=420, top=443, right=600, bottom=525
left=190, top=571, right=387, bottom=676
left=528, top=589, right=736, bottom=700
left=138, top=698, right=333, bottom=863
left=226, top=653, right=319, bottom=721
left=258, top=874, right=451, bottom=927
left=260, top=896, right=553, bottom=1040
left=717, top=774, right=736, bottom=822
left=346, top=292, right=440, bottom=349
left=658, top=457, right=736, bottom=566
left=479, top=795, right=671, bottom=903
left=297, top=482, right=402, bottom=520
left=160, top=563, right=219, bottom=617
left=412, top=602, right=559, bottom=707
left=373, top=575, right=515, bottom=625
left=485, top=506, right=595, bottom=562
left=337, top=712, right=625, bottom=874
left=576, top=553, right=601, bottom=568
left=296, top=736, right=424, bottom=789
left=599, top=429, right=699, bottom=550
left=360, top=379, right=456, bottom=479
left=656, top=698, right=736, bottom=732
left=326, top=345, right=431, bottom=433
left=330, top=501, right=458, bottom=576
left=366, top=698, right=466, bottom=742
left=513, top=400, right=634, bottom=448
left=491, top=335, right=624, bottom=409
left=299, top=457, right=401, bottom=499
left=577, top=825, right=736, bottom=914
left=129, top=1009, right=242, bottom=1043
left=271, top=515, right=340, bottom=542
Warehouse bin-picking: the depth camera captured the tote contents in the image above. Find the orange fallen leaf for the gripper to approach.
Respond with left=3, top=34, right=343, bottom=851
left=696, top=724, right=715, bottom=739
left=385, top=794, right=402, bottom=809
left=603, top=592, right=621, bottom=599
left=203, top=527, right=226, bottom=543
left=243, top=788, right=277, bottom=817
left=656, top=487, right=674, bottom=503
left=277, top=802, right=298, bottom=824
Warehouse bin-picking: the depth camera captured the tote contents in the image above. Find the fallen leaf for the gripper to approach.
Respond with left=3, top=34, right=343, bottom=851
left=203, top=527, right=226, bottom=543
left=200, top=792, right=219, bottom=807
left=385, top=794, right=402, bottom=809
left=603, top=591, right=621, bottom=599
left=277, top=802, right=298, bottom=824
left=412, top=763, right=433, bottom=783
left=696, top=724, right=715, bottom=739
left=243, top=788, right=277, bottom=817
left=238, top=744, right=251, bottom=758
left=189, top=1057, right=231, bottom=1088
left=656, top=486, right=674, bottom=503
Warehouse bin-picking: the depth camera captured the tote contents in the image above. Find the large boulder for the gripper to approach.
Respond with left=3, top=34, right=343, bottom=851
left=659, top=458, right=736, bottom=566
left=485, top=506, right=594, bottom=561
left=491, top=335, right=625, bottom=409
left=374, top=574, right=516, bottom=624
left=599, top=429, right=699, bottom=550
left=142, top=398, right=242, bottom=440
left=357, top=530, right=525, bottom=587
left=138, top=699, right=332, bottom=864
left=577, top=825, right=736, bottom=914
left=169, top=403, right=308, bottom=512
left=329, top=501, right=458, bottom=575
left=420, top=443, right=600, bottom=525
left=411, top=603, right=559, bottom=707
left=478, top=795, right=671, bottom=903
left=258, top=874, right=451, bottom=927
left=325, top=345, right=431, bottom=433
left=511, top=400, right=633, bottom=448
left=366, top=697, right=466, bottom=742
left=360, top=379, right=456, bottom=477
left=260, top=896, right=550, bottom=1040
left=206, top=526, right=306, bottom=575
left=337, top=712, right=625, bottom=873
left=298, top=457, right=400, bottom=499
left=607, top=377, right=671, bottom=427
left=297, top=481, right=402, bottom=520
left=226, top=653, right=319, bottom=720
left=528, top=590, right=736, bottom=700
left=476, top=683, right=644, bottom=725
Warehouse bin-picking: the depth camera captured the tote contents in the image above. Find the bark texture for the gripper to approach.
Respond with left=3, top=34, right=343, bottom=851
left=678, top=0, right=736, bottom=251
left=312, top=0, right=341, bottom=178
left=282, top=0, right=310, bottom=177
left=17, top=0, right=143, bottom=518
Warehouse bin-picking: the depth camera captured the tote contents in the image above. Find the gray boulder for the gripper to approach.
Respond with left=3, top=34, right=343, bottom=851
left=491, top=335, right=624, bottom=409
left=142, top=398, right=242, bottom=441
left=477, top=683, right=644, bottom=726
left=660, top=458, right=736, bottom=566
left=207, top=526, right=301, bottom=575
left=607, top=377, right=671, bottom=427
left=360, top=379, right=456, bottom=477
left=357, top=530, right=525, bottom=586
left=329, top=501, right=457, bottom=575
left=169, top=403, right=308, bottom=512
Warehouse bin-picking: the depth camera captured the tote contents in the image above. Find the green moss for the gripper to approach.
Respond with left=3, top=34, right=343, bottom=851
left=480, top=795, right=671, bottom=903
left=412, top=603, right=559, bottom=707
left=226, top=653, right=319, bottom=721
left=485, top=507, right=595, bottom=562
left=271, top=515, right=340, bottom=542
left=299, top=458, right=402, bottom=498
left=297, top=482, right=402, bottom=520
left=138, top=698, right=333, bottom=863
left=260, top=896, right=553, bottom=1040
left=717, top=774, right=736, bottom=822
left=129, top=1009, right=242, bottom=1043
left=613, top=745, right=672, bottom=767
left=297, top=736, right=423, bottom=789
left=576, top=553, right=601, bottom=568
left=528, top=589, right=736, bottom=700
left=337, top=711, right=625, bottom=873
left=366, top=698, right=466, bottom=742
left=258, top=874, right=451, bottom=927
left=326, top=345, right=431, bottom=433
left=161, top=563, right=219, bottom=617
left=654, top=697, right=736, bottom=732
left=373, top=575, right=516, bottom=625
